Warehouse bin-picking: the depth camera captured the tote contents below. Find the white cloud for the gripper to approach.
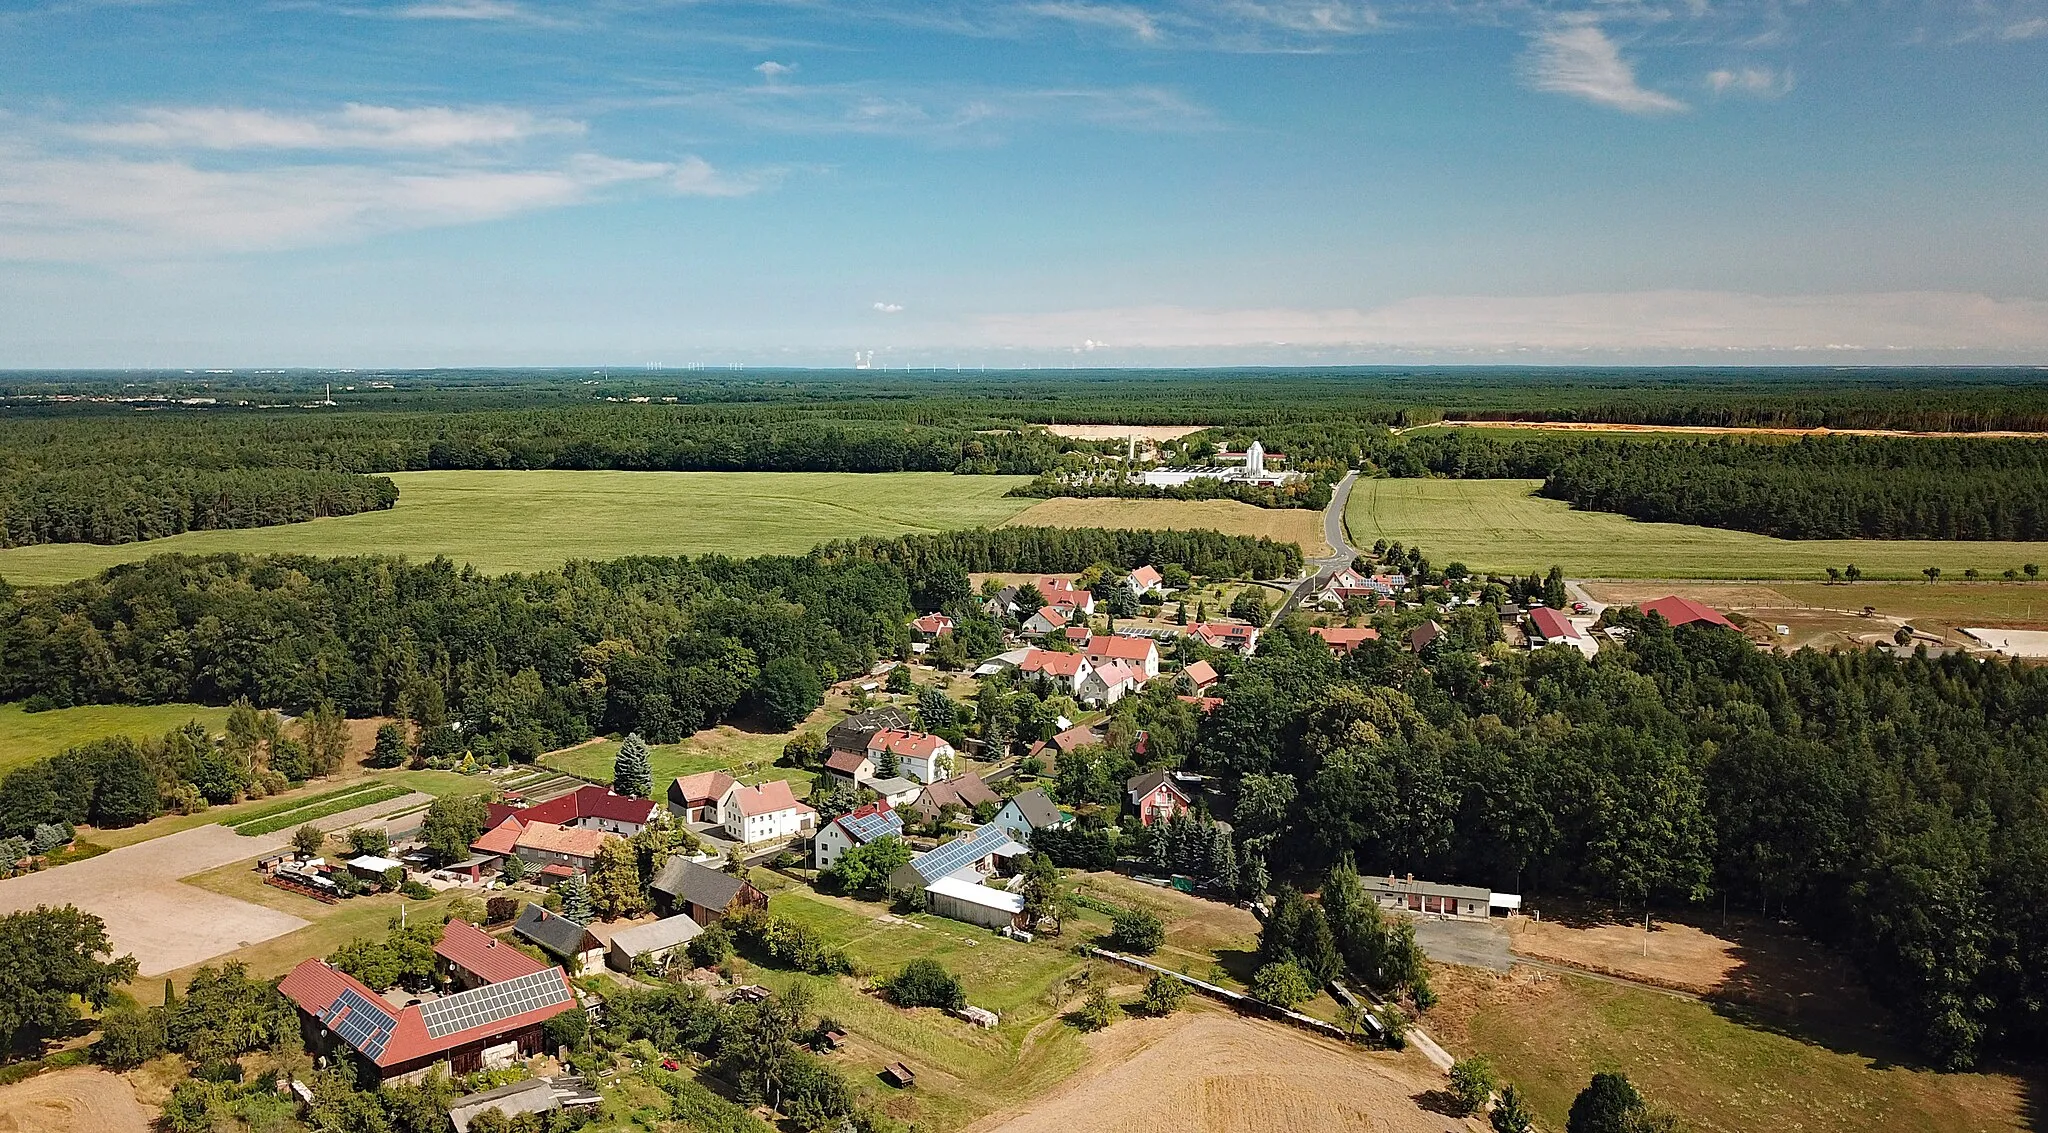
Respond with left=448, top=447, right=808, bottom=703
left=79, top=104, right=583, bottom=151
left=1707, top=66, right=1793, bottom=98
left=0, top=144, right=764, bottom=261
left=1521, top=18, right=1688, bottom=115
left=395, top=0, right=528, bottom=20
left=873, top=301, right=904, bottom=313
left=755, top=60, right=798, bottom=84
left=649, top=80, right=1213, bottom=140
left=2000, top=17, right=2048, bottom=39
left=961, top=292, right=2048, bottom=354
left=1025, top=2, right=1163, bottom=42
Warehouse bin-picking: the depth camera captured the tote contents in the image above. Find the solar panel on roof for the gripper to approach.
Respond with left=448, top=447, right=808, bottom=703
left=419, top=968, right=570, bottom=1039
left=912, top=824, right=1011, bottom=882
left=840, top=808, right=903, bottom=844
left=323, top=988, right=398, bottom=1060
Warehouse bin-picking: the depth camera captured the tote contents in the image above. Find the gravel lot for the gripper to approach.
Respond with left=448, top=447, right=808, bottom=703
left=1413, top=917, right=1513, bottom=972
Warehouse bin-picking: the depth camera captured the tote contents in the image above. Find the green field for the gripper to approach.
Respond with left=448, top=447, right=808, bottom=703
left=544, top=725, right=822, bottom=800
left=0, top=700, right=232, bottom=775
left=1347, top=479, right=2048, bottom=581
left=0, top=470, right=1039, bottom=586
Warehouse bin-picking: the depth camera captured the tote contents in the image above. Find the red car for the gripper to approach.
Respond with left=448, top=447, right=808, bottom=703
left=661, top=1058, right=681, bottom=1071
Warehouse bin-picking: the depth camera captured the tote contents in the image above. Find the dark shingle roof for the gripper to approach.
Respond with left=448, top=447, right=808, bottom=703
left=513, top=904, right=595, bottom=959
left=1005, top=788, right=1062, bottom=830
left=826, top=706, right=912, bottom=751
left=649, top=857, right=747, bottom=911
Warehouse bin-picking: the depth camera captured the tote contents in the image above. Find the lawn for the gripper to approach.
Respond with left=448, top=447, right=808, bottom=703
left=0, top=701, right=232, bottom=776
left=1446, top=970, right=2027, bottom=1133
left=1005, top=497, right=1329, bottom=560
left=544, top=725, right=820, bottom=799
left=0, top=470, right=1039, bottom=586
left=753, top=888, right=1101, bottom=1132
left=1347, top=478, right=2048, bottom=581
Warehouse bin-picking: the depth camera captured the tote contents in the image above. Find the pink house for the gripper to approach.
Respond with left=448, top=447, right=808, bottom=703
left=1125, top=769, right=1191, bottom=826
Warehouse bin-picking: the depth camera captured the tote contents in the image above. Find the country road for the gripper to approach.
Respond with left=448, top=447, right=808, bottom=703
left=1278, top=470, right=1359, bottom=618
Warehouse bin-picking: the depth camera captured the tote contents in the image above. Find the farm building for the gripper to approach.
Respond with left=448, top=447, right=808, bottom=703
left=1639, top=596, right=1736, bottom=630
left=435, top=918, right=550, bottom=991
left=513, top=904, right=605, bottom=974
left=887, top=823, right=1028, bottom=895
left=1126, top=769, right=1191, bottom=827
left=722, top=780, right=817, bottom=844
left=648, top=857, right=766, bottom=923
left=812, top=801, right=906, bottom=869
left=508, top=821, right=609, bottom=875
left=992, top=787, right=1069, bottom=843
left=279, top=957, right=575, bottom=1083
left=666, top=770, right=739, bottom=824
left=485, top=785, right=662, bottom=838
left=925, top=874, right=1029, bottom=932
left=1362, top=874, right=1521, bottom=920
left=606, top=915, right=704, bottom=973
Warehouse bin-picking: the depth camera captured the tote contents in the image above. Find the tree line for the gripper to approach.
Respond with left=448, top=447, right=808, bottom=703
left=0, top=465, right=397, bottom=548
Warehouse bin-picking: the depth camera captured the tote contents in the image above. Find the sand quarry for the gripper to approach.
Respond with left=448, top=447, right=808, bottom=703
left=967, top=1010, right=1471, bottom=1133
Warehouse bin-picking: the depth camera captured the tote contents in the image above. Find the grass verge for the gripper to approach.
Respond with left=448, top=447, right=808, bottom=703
left=232, top=784, right=412, bottom=836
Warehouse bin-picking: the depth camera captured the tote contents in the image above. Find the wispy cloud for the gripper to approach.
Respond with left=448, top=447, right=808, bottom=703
left=1025, top=2, right=1163, bottom=43
left=1521, top=17, right=1686, bottom=115
left=77, top=104, right=583, bottom=151
left=641, top=76, right=1215, bottom=141
left=394, top=0, right=530, bottom=20
left=754, top=60, right=798, bottom=85
left=1999, top=16, right=2048, bottom=40
left=1706, top=65, right=1793, bottom=99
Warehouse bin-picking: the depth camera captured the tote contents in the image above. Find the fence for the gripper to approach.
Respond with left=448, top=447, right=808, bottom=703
left=1083, top=946, right=1357, bottom=1043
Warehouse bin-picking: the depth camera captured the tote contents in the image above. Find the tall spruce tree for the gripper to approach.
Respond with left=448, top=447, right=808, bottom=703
left=614, top=733, right=654, bottom=798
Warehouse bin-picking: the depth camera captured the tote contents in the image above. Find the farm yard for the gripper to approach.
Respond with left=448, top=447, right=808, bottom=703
left=1006, top=497, right=1330, bottom=559
left=1346, top=478, right=2048, bottom=580
left=0, top=469, right=1040, bottom=585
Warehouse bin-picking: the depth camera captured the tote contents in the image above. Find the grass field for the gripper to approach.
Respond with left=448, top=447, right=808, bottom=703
left=0, top=701, right=231, bottom=776
left=1439, top=969, right=2027, bottom=1133
left=0, top=470, right=1039, bottom=586
left=1347, top=479, right=2048, bottom=581
left=1006, top=497, right=1329, bottom=559
left=545, top=728, right=820, bottom=799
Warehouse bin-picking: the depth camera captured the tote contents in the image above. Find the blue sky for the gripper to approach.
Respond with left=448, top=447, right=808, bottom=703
left=0, top=0, right=2045, bottom=367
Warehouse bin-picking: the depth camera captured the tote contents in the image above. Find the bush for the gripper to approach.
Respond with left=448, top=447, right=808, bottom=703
left=886, top=959, right=966, bottom=1011
left=686, top=923, right=732, bottom=970
left=1136, top=973, right=1187, bottom=1017
left=1250, top=961, right=1313, bottom=1009
left=1449, top=1057, right=1497, bottom=1116
left=544, top=1006, right=590, bottom=1052
left=1070, top=986, right=1117, bottom=1032
left=400, top=879, right=435, bottom=900
left=1108, top=907, right=1165, bottom=954
left=91, top=1004, right=167, bottom=1069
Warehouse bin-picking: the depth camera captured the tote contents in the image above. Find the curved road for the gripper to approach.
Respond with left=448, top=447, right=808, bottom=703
left=1278, top=470, right=1360, bottom=617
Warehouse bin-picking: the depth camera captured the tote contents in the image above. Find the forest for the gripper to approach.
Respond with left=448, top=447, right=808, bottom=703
left=0, top=466, right=397, bottom=547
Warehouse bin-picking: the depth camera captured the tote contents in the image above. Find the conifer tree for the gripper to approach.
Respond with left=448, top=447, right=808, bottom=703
left=614, top=732, right=653, bottom=798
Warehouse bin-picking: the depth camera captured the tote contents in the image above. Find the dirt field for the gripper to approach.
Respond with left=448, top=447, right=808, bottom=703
left=965, top=1010, right=1469, bottom=1133
left=1044, top=424, right=1207, bottom=442
left=1436, top=420, right=2048, bottom=441
left=1006, top=498, right=1328, bottom=560
left=1579, top=581, right=2012, bottom=652
left=0, top=1068, right=152, bottom=1133
left=0, top=790, right=426, bottom=975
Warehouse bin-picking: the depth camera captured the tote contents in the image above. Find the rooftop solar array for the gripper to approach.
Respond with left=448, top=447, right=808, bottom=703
left=911, top=824, right=1015, bottom=883
left=420, top=968, right=569, bottom=1039
left=840, top=807, right=904, bottom=844
left=320, top=988, right=398, bottom=1061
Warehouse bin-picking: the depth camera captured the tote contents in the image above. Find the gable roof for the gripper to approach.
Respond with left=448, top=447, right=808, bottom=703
left=1048, top=723, right=1100, bottom=754
left=1126, top=769, right=1190, bottom=805
left=869, top=729, right=950, bottom=760
left=1311, top=626, right=1380, bottom=653
left=912, top=613, right=955, bottom=634
left=729, top=779, right=809, bottom=818
left=1019, top=649, right=1089, bottom=678
left=471, top=815, right=525, bottom=857
left=1639, top=596, right=1735, bottom=629
left=903, top=823, right=1029, bottom=885
left=668, top=770, right=739, bottom=808
left=915, top=772, right=1000, bottom=813
left=514, top=821, right=609, bottom=861
left=1408, top=620, right=1444, bottom=649
left=1529, top=607, right=1585, bottom=641
left=486, top=785, right=658, bottom=830
left=1128, top=565, right=1163, bottom=589
left=1186, top=622, right=1258, bottom=645
left=1026, top=605, right=1073, bottom=629
left=649, top=857, right=749, bottom=910
left=608, top=914, right=704, bottom=956
left=826, top=706, right=912, bottom=749
left=1086, top=661, right=1139, bottom=690
left=435, top=918, right=550, bottom=985
left=824, top=749, right=873, bottom=775
left=1182, top=660, right=1219, bottom=687
left=831, top=801, right=906, bottom=844
left=1086, top=635, right=1158, bottom=664
left=513, top=903, right=598, bottom=959
left=280, top=957, right=574, bottom=1070
left=1002, top=787, right=1063, bottom=830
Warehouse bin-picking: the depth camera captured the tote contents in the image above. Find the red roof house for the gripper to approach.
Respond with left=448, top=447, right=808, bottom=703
left=667, top=770, right=740, bottom=823
left=1309, top=626, right=1379, bottom=656
left=434, top=918, right=549, bottom=990
left=1084, top=634, right=1161, bottom=677
left=1639, top=596, right=1735, bottom=630
left=279, top=956, right=574, bottom=1082
left=1185, top=622, right=1260, bottom=655
left=1182, top=659, right=1220, bottom=690
left=483, top=785, right=659, bottom=837
left=1529, top=607, right=1588, bottom=643
left=911, top=613, right=956, bottom=639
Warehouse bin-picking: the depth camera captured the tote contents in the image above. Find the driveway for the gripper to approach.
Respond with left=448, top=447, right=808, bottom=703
left=1411, top=917, right=1512, bottom=972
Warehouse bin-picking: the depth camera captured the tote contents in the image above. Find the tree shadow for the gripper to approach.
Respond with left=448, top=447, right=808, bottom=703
left=1213, top=946, right=1262, bottom=985
left=1410, top=1089, right=1468, bottom=1118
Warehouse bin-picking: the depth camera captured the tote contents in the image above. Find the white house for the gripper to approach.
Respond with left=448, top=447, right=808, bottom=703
left=1124, top=565, right=1166, bottom=598
left=1017, top=649, right=1093, bottom=694
left=810, top=801, right=905, bottom=869
left=668, top=771, right=740, bottom=824
left=992, top=788, right=1069, bottom=844
left=722, top=780, right=816, bottom=845
left=867, top=729, right=955, bottom=784
left=1084, top=634, right=1160, bottom=679
left=1078, top=660, right=1140, bottom=707
left=1033, top=578, right=1095, bottom=615
left=1021, top=604, right=1076, bottom=638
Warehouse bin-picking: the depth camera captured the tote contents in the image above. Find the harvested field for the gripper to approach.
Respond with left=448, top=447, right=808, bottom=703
left=965, top=1010, right=1458, bottom=1133
left=0, top=1067, right=151, bottom=1133
left=1007, top=498, right=1328, bottom=559
left=1044, top=424, right=1206, bottom=442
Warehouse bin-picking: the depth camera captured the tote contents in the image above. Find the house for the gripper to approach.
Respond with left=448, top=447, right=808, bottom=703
left=811, top=801, right=905, bottom=869
left=1361, top=874, right=1521, bottom=920
left=448, top=1079, right=558, bottom=1133
left=826, top=706, right=913, bottom=760
left=1124, top=565, right=1166, bottom=598
left=821, top=750, right=876, bottom=792
left=512, top=821, right=609, bottom=875
left=1185, top=622, right=1260, bottom=656
left=1310, top=626, right=1380, bottom=656
left=606, top=914, right=704, bottom=973
left=1061, top=624, right=1093, bottom=649
left=1033, top=577, right=1095, bottom=615
left=866, top=729, right=955, bottom=784
left=862, top=776, right=923, bottom=807
left=1181, top=659, right=1220, bottom=691
left=1177, top=695, right=1224, bottom=713
left=1126, top=769, right=1191, bottom=827
left=648, top=857, right=767, bottom=923
left=1407, top=620, right=1444, bottom=654
left=1022, top=604, right=1076, bottom=638
left=1025, top=723, right=1100, bottom=768
left=886, top=823, right=1028, bottom=893
left=435, top=918, right=550, bottom=991
left=1639, top=595, right=1736, bottom=630
left=1085, top=633, right=1161, bottom=678
left=1078, top=660, right=1141, bottom=706
left=992, top=787, right=1069, bottom=843
left=513, top=904, right=606, bottom=975
left=485, top=785, right=661, bottom=839
left=667, top=770, right=739, bottom=824
left=925, top=874, right=1029, bottom=932
left=1017, top=649, right=1092, bottom=694
left=724, top=780, right=817, bottom=844
left=910, top=613, right=956, bottom=640
left=907, top=772, right=1001, bottom=822
left=1529, top=607, right=1597, bottom=658
left=279, top=957, right=575, bottom=1083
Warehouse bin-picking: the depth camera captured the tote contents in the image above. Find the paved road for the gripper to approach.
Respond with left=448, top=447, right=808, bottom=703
left=1277, top=470, right=1360, bottom=618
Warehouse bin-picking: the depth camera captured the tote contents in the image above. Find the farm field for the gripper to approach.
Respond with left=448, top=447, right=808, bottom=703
left=0, top=470, right=1039, bottom=586
left=0, top=1067, right=152, bottom=1133
left=1006, top=497, right=1329, bottom=558
left=1347, top=478, right=2048, bottom=581
left=1429, top=967, right=2028, bottom=1133
left=545, top=729, right=819, bottom=800
left=0, top=701, right=231, bottom=776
